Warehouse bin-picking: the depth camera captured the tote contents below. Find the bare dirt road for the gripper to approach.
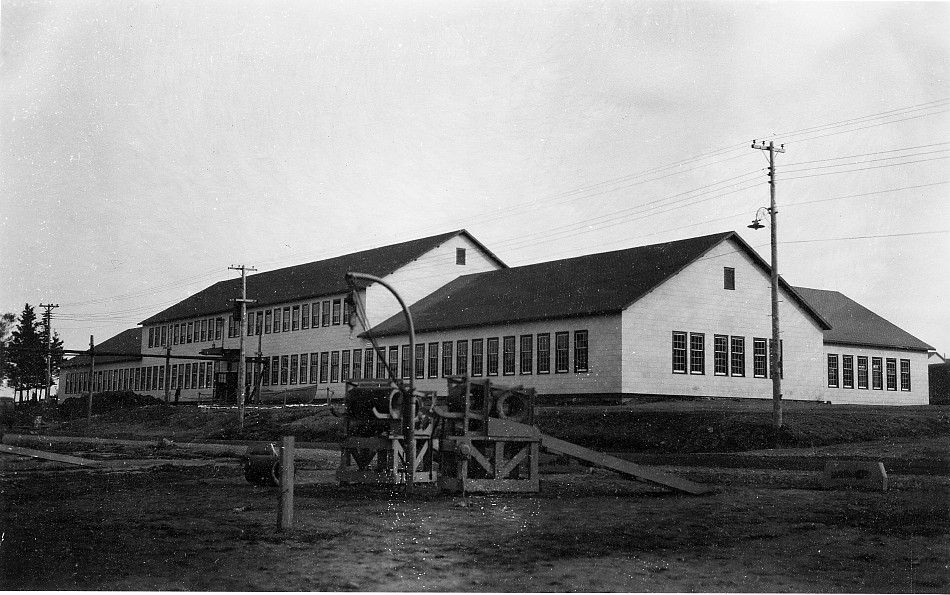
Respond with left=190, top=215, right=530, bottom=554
left=1, top=444, right=947, bottom=592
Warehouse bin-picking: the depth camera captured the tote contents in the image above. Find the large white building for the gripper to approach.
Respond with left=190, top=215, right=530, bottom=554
left=60, top=230, right=932, bottom=405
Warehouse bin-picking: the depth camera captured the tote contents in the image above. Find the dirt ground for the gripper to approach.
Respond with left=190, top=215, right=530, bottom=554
left=1, top=442, right=948, bottom=592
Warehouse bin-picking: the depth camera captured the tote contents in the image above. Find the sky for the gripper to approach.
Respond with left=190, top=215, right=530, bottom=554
left=2, top=0, right=949, bottom=394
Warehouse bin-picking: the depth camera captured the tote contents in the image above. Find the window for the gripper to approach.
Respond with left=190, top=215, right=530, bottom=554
left=178, top=366, right=185, bottom=390
left=886, top=358, right=897, bottom=390
left=309, top=354, right=319, bottom=383
left=254, top=312, right=262, bottom=336
left=730, top=336, right=745, bottom=377
left=193, top=321, right=200, bottom=343
left=352, top=349, right=363, bottom=380
left=574, top=331, right=589, bottom=373
left=752, top=338, right=767, bottom=378
left=270, top=356, right=280, bottom=385
left=320, top=352, right=330, bottom=383
left=472, top=339, right=484, bottom=377
left=282, top=307, right=291, bottom=332
left=537, top=333, right=551, bottom=374
left=332, top=300, right=342, bottom=326
left=364, top=349, right=374, bottom=379
left=857, top=356, right=869, bottom=389
left=291, top=306, right=300, bottom=331
left=503, top=336, right=516, bottom=375
left=187, top=322, right=194, bottom=343
left=280, top=356, right=289, bottom=385
left=827, top=354, right=839, bottom=387
left=145, top=366, right=152, bottom=391
left=520, top=335, right=533, bottom=374
left=442, top=341, right=453, bottom=377
left=215, top=318, right=223, bottom=341
left=715, top=335, right=730, bottom=376
left=321, top=301, right=331, bottom=327
left=487, top=338, right=499, bottom=376
left=261, top=361, right=269, bottom=386
left=342, top=350, right=351, bottom=381
left=456, top=247, right=466, bottom=265
left=180, top=365, right=187, bottom=390
left=273, top=308, right=281, bottom=334
left=724, top=267, right=735, bottom=290
left=331, top=351, right=341, bottom=383
left=415, top=344, right=425, bottom=379
left=457, top=340, right=469, bottom=376
left=301, top=304, right=310, bottom=329
left=245, top=314, right=253, bottom=336
left=900, top=359, right=911, bottom=391
left=289, top=355, right=298, bottom=384
left=158, top=365, right=165, bottom=390
left=388, top=346, right=399, bottom=379
left=173, top=324, right=180, bottom=345
left=689, top=333, right=704, bottom=374
left=198, top=319, right=206, bottom=342
left=311, top=303, right=320, bottom=328
left=842, top=355, right=854, bottom=388
left=428, top=342, right=439, bottom=378
left=342, top=300, right=350, bottom=326
left=872, top=357, right=883, bottom=390
left=401, top=345, right=411, bottom=379
left=555, top=332, right=569, bottom=373
left=375, top=348, right=387, bottom=379
left=148, top=328, right=154, bottom=348
left=170, top=365, right=178, bottom=390
left=672, top=332, right=687, bottom=374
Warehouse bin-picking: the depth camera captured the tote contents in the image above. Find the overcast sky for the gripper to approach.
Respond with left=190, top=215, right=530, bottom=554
left=2, top=1, right=948, bottom=381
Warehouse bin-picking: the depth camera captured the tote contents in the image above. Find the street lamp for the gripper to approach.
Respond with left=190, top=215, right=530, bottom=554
left=749, top=140, right=784, bottom=434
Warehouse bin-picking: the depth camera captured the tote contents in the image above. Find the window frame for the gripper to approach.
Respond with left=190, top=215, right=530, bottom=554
left=487, top=337, right=499, bottom=376
left=715, top=335, right=730, bottom=376
left=282, top=307, right=291, bottom=332
left=291, top=305, right=300, bottom=331
left=471, top=338, right=484, bottom=377
left=574, top=330, right=589, bottom=373
left=689, top=332, right=704, bottom=375
left=827, top=354, right=839, bottom=388
left=842, top=355, right=854, bottom=388
left=520, top=334, right=533, bottom=375
left=456, top=340, right=468, bottom=377
left=503, top=335, right=516, bottom=376
left=672, top=331, right=687, bottom=374
left=900, top=359, right=911, bottom=391
left=872, top=357, right=883, bottom=390
left=857, top=356, right=869, bottom=389
left=428, top=342, right=439, bottom=378
left=886, top=358, right=897, bottom=391
left=730, top=336, right=745, bottom=377
left=724, top=267, right=736, bottom=290
left=555, top=332, right=569, bottom=374
left=442, top=341, right=453, bottom=377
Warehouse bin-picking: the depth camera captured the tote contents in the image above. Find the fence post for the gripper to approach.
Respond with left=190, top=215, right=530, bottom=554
left=277, top=435, right=294, bottom=531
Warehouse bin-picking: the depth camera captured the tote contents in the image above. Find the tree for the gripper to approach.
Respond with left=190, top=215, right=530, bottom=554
left=38, top=317, right=64, bottom=398
left=0, top=311, right=16, bottom=388
left=6, top=304, right=46, bottom=401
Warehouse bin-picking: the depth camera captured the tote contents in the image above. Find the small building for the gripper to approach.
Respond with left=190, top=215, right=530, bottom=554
left=59, top=327, right=146, bottom=399
left=793, top=288, right=931, bottom=405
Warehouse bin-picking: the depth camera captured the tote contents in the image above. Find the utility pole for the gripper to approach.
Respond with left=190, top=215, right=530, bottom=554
left=87, top=335, right=95, bottom=424
left=229, top=265, right=257, bottom=431
left=39, top=303, right=59, bottom=401
left=164, top=345, right=171, bottom=404
left=752, top=140, right=786, bottom=433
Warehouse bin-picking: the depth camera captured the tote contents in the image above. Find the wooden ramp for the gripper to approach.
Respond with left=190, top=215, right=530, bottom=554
left=0, top=444, right=99, bottom=467
left=540, top=434, right=713, bottom=496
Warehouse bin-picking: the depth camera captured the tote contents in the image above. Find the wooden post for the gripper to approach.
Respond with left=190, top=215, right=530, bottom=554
left=278, top=435, right=294, bottom=532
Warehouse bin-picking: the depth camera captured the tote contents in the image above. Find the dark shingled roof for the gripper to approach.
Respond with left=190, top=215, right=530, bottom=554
left=141, top=230, right=504, bottom=325
left=62, top=327, right=142, bottom=368
left=793, top=287, right=932, bottom=351
left=369, top=231, right=829, bottom=337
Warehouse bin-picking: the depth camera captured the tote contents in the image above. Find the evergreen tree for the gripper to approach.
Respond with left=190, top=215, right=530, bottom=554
left=38, top=316, right=65, bottom=395
left=7, top=304, right=45, bottom=400
left=0, top=311, right=16, bottom=388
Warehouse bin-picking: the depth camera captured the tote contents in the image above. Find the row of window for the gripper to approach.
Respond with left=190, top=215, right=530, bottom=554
left=244, top=299, right=351, bottom=338
left=147, top=317, right=225, bottom=349
left=145, top=298, right=354, bottom=349
left=672, top=331, right=782, bottom=378
left=63, top=362, right=220, bottom=395
left=251, top=331, right=591, bottom=387
left=827, top=354, right=910, bottom=391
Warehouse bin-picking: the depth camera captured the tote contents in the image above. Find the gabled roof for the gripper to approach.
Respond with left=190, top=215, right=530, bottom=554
left=141, top=230, right=505, bottom=325
left=793, top=287, right=932, bottom=352
left=368, top=231, right=829, bottom=337
left=62, top=327, right=142, bottom=368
